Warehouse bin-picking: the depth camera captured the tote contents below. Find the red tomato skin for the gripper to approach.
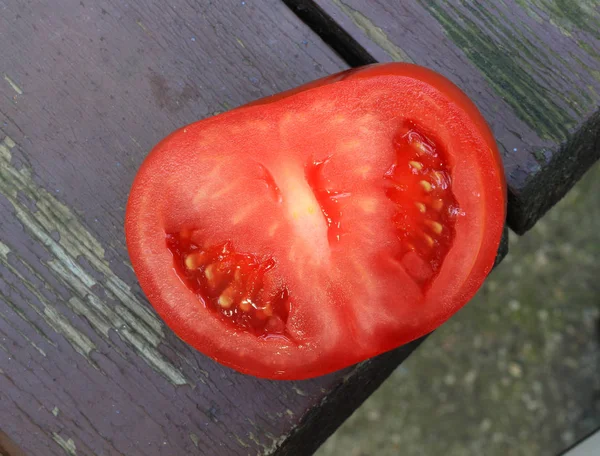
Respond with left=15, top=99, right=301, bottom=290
left=125, top=63, right=506, bottom=380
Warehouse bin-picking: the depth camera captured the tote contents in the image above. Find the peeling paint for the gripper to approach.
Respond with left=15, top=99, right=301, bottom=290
left=52, top=433, right=77, bottom=455
left=0, top=241, right=98, bottom=365
left=247, top=432, right=261, bottom=446
left=262, top=432, right=289, bottom=456
left=136, top=20, right=151, bottom=36
left=291, top=385, right=308, bottom=396
left=189, top=433, right=199, bottom=447
left=44, top=306, right=97, bottom=358
left=4, top=136, right=15, bottom=149
left=0, top=136, right=189, bottom=385
left=332, top=0, right=413, bottom=63
left=3, top=74, right=23, bottom=95
left=1, top=305, right=47, bottom=357
left=0, top=243, right=10, bottom=257
left=233, top=433, right=250, bottom=448
left=29, top=340, right=47, bottom=357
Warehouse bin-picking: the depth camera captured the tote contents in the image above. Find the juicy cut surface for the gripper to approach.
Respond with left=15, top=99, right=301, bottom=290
left=163, top=107, right=458, bottom=339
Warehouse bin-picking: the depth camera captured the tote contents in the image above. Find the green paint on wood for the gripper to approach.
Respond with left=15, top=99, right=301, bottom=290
left=247, top=432, right=261, bottom=446
left=292, top=386, right=308, bottom=396
left=52, top=434, right=77, bottom=456
left=0, top=136, right=189, bottom=385
left=3, top=74, right=23, bottom=95
left=0, top=291, right=48, bottom=357
left=514, top=0, right=600, bottom=39
left=0, top=241, right=98, bottom=365
left=419, top=1, right=583, bottom=142
left=233, top=434, right=250, bottom=448
left=465, top=2, right=592, bottom=110
left=263, top=434, right=289, bottom=456
left=332, top=0, right=413, bottom=63
left=189, top=433, right=200, bottom=447
left=537, top=0, right=600, bottom=39
left=0, top=280, right=58, bottom=351
left=26, top=339, right=46, bottom=357
left=514, top=0, right=600, bottom=65
left=44, top=306, right=97, bottom=358
left=578, top=40, right=600, bottom=59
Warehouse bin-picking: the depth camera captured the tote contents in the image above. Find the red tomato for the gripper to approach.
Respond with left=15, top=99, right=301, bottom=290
left=125, top=63, right=506, bottom=380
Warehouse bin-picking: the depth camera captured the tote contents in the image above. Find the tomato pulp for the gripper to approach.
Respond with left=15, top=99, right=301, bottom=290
left=125, top=63, right=506, bottom=380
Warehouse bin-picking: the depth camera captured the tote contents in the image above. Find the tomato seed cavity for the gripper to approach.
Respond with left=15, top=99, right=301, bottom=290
left=385, top=125, right=459, bottom=285
left=167, top=233, right=290, bottom=337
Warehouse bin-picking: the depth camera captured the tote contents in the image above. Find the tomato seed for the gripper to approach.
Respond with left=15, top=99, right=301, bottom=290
left=204, top=263, right=216, bottom=284
left=185, top=251, right=208, bottom=270
left=184, top=255, right=196, bottom=270
left=431, top=199, right=444, bottom=211
left=419, top=180, right=432, bottom=192
left=423, top=233, right=435, bottom=247
left=218, top=293, right=234, bottom=309
left=426, top=220, right=443, bottom=234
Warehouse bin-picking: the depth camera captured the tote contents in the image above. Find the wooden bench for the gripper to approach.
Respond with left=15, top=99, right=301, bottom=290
left=0, top=1, right=597, bottom=455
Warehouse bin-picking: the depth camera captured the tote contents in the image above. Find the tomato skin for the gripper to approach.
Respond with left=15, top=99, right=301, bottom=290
left=125, top=63, right=506, bottom=380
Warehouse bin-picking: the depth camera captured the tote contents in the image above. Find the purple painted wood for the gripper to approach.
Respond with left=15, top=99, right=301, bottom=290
left=0, top=1, right=512, bottom=454
left=0, top=1, right=409, bottom=454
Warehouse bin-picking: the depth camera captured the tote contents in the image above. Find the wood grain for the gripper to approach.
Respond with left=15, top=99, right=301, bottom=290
left=285, top=0, right=600, bottom=233
left=0, top=1, right=375, bottom=454
left=0, top=1, right=510, bottom=454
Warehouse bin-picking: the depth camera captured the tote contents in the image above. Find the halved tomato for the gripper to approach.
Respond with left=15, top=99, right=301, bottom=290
left=125, top=63, right=506, bottom=380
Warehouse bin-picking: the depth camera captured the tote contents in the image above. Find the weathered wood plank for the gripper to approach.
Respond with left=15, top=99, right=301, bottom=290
left=0, top=1, right=388, bottom=455
left=285, top=0, right=600, bottom=233
left=0, top=1, right=511, bottom=455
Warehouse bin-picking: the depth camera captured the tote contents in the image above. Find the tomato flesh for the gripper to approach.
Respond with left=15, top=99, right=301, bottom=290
left=125, top=63, right=506, bottom=379
left=305, top=157, right=350, bottom=244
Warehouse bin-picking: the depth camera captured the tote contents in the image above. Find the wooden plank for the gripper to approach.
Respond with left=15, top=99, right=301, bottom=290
left=0, top=2, right=511, bottom=455
left=285, top=0, right=600, bottom=234
left=0, top=1, right=384, bottom=455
